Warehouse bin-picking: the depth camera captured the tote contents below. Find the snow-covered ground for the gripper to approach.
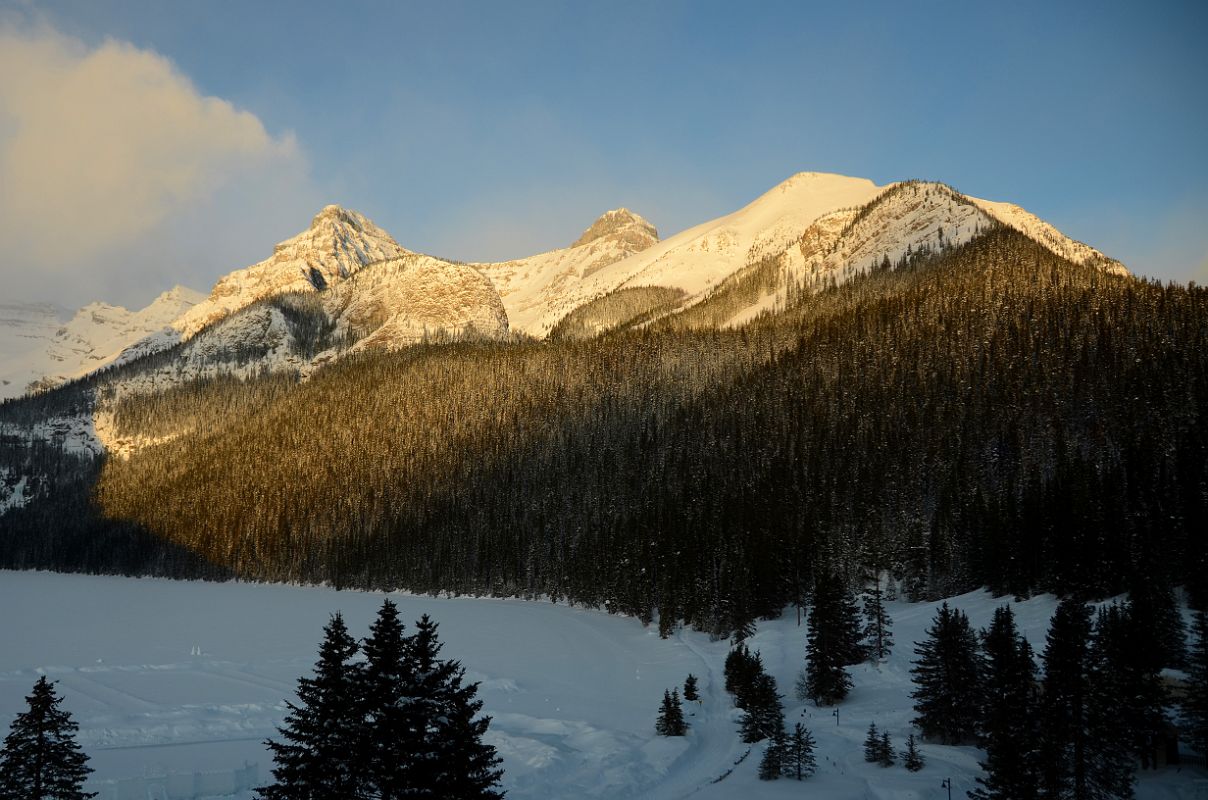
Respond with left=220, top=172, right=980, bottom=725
left=0, top=571, right=1202, bottom=799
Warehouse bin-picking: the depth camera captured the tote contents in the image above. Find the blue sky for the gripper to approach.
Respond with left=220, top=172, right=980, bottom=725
left=2, top=0, right=1205, bottom=307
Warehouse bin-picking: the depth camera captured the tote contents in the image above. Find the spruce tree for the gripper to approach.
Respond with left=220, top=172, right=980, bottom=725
left=261, top=612, right=364, bottom=800
left=1039, top=598, right=1135, bottom=800
left=901, top=733, right=925, bottom=772
left=402, top=614, right=504, bottom=799
left=1085, top=609, right=1137, bottom=800
left=683, top=673, right=699, bottom=704
left=655, top=690, right=687, bottom=736
left=839, top=584, right=868, bottom=666
left=1184, top=610, right=1208, bottom=758
left=802, top=572, right=857, bottom=705
left=910, top=602, right=983, bottom=744
left=1096, top=603, right=1167, bottom=770
left=724, top=645, right=763, bottom=709
left=757, top=732, right=785, bottom=781
left=863, top=722, right=881, bottom=762
left=738, top=673, right=784, bottom=744
left=782, top=723, right=816, bottom=780
left=0, top=677, right=95, bottom=800
left=359, top=599, right=415, bottom=800
left=862, top=579, right=894, bottom=662
left=878, top=732, right=895, bottom=767
left=970, top=605, right=1038, bottom=800
left=1127, top=560, right=1186, bottom=668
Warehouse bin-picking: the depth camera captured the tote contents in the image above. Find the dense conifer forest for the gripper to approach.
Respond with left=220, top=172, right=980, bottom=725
left=2, top=227, right=1206, bottom=634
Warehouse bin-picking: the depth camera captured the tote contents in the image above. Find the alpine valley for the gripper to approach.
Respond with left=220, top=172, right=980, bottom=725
left=1, top=171, right=1204, bottom=634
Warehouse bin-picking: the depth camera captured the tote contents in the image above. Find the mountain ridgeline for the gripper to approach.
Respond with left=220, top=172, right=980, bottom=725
left=0, top=176, right=1205, bottom=635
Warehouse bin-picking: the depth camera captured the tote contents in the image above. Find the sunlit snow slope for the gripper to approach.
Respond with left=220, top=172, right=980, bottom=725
left=0, top=288, right=203, bottom=401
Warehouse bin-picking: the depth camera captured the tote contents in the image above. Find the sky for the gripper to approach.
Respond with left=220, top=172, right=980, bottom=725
left=1, top=0, right=1205, bottom=309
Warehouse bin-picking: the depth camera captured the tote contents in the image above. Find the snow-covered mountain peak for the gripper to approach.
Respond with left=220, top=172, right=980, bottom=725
left=0, top=286, right=205, bottom=399
left=571, top=208, right=659, bottom=250
left=147, top=285, right=206, bottom=313
left=177, top=206, right=410, bottom=339
left=307, top=204, right=372, bottom=233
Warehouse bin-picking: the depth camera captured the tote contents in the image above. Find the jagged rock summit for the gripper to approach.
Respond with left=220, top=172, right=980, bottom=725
left=175, top=205, right=410, bottom=339
left=571, top=208, right=659, bottom=250
left=1, top=174, right=1130, bottom=403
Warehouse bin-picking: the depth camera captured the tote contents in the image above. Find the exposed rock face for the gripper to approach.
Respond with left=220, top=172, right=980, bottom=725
left=571, top=208, right=659, bottom=251
left=175, top=206, right=409, bottom=339
left=330, top=255, right=510, bottom=351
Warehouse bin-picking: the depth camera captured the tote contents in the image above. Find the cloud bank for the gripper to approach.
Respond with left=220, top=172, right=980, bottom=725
left=0, top=23, right=318, bottom=308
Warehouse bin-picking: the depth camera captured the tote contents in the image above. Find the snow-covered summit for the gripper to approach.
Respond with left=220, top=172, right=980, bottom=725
left=475, top=208, right=661, bottom=336
left=0, top=287, right=204, bottom=400
left=544, top=173, right=1129, bottom=332
left=175, top=205, right=410, bottom=339
left=571, top=208, right=658, bottom=250
left=529, top=172, right=886, bottom=332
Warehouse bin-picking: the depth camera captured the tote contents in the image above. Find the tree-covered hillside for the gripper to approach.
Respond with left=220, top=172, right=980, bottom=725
left=2, top=228, right=1205, bottom=633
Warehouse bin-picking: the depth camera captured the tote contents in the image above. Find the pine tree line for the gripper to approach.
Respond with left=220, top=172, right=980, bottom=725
left=909, top=595, right=1195, bottom=800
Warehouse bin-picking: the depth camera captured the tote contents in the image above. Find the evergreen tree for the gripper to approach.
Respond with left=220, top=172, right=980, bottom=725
left=862, top=579, right=894, bottom=662
left=910, top=602, right=983, bottom=744
left=400, top=614, right=504, bottom=799
left=802, top=572, right=858, bottom=705
left=1183, top=610, right=1208, bottom=758
left=782, top=723, right=816, bottom=780
left=655, top=690, right=687, bottom=736
left=838, top=584, right=868, bottom=666
left=261, top=612, right=364, bottom=800
left=683, top=674, right=699, bottom=704
left=0, top=677, right=95, bottom=800
left=724, top=645, right=763, bottom=709
left=901, top=734, right=925, bottom=772
left=878, top=732, right=895, bottom=767
left=359, top=599, right=415, bottom=800
left=1038, top=598, right=1135, bottom=800
left=1127, top=561, right=1186, bottom=668
left=863, top=722, right=882, bottom=762
left=1085, top=609, right=1137, bottom=800
left=970, top=605, right=1039, bottom=800
left=757, top=732, right=785, bottom=781
left=738, top=673, right=784, bottom=744
left=1095, top=603, right=1168, bottom=770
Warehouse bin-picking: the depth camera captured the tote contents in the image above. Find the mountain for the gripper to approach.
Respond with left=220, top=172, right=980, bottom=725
left=0, top=302, right=66, bottom=396
left=175, top=205, right=413, bottom=339
left=3, top=171, right=1203, bottom=635
left=0, top=173, right=1124, bottom=397
left=0, top=205, right=508, bottom=411
left=474, top=208, right=660, bottom=337
left=0, top=288, right=203, bottom=401
left=551, top=175, right=1126, bottom=336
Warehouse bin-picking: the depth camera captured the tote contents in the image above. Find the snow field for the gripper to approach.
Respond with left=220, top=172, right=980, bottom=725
left=0, top=572, right=1201, bottom=799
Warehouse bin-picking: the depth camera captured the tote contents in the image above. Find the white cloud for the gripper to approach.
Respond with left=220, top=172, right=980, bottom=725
left=0, top=22, right=318, bottom=307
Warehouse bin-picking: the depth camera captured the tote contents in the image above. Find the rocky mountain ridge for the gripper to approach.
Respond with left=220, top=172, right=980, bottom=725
left=1, top=173, right=1127, bottom=408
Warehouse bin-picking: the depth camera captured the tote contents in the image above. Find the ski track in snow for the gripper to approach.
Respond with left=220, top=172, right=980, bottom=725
left=0, top=572, right=1201, bottom=799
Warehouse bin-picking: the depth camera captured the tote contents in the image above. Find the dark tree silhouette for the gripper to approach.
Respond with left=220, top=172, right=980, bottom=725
left=655, top=690, right=687, bottom=737
left=0, top=677, right=95, bottom=800
left=970, top=605, right=1038, bottom=800
left=261, top=613, right=364, bottom=800
left=910, top=603, right=982, bottom=744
